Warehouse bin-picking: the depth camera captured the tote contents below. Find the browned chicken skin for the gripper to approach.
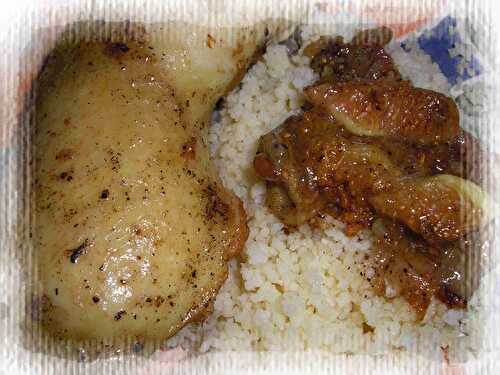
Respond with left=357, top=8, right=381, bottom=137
left=254, top=30, right=493, bottom=316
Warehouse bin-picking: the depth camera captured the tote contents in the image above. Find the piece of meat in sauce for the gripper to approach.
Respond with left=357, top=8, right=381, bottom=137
left=305, top=79, right=460, bottom=145
left=303, top=27, right=495, bottom=182
left=304, top=27, right=401, bottom=83
left=370, top=218, right=493, bottom=317
left=255, top=109, right=397, bottom=230
left=255, top=108, right=486, bottom=235
left=304, top=27, right=499, bottom=186
left=255, top=109, right=490, bottom=314
left=369, top=175, right=485, bottom=244
left=448, top=130, right=500, bottom=192
left=254, top=29, right=493, bottom=317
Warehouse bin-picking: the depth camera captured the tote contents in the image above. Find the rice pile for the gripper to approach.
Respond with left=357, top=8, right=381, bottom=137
left=167, top=26, right=471, bottom=354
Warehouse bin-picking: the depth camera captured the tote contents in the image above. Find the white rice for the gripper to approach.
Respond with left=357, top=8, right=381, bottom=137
left=166, top=26, right=474, bottom=356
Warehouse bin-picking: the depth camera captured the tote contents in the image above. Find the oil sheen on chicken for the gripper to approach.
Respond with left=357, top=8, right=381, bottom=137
left=32, top=22, right=276, bottom=341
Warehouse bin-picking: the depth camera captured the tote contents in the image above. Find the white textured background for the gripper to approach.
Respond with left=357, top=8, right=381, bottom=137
left=1, top=1, right=500, bottom=374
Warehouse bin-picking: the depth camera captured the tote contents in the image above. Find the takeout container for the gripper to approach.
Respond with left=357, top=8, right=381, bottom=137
left=1, top=0, right=499, bottom=373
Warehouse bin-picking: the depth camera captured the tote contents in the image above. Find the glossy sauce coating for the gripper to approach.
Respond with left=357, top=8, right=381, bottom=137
left=254, top=30, right=491, bottom=315
left=305, top=80, right=460, bottom=144
left=255, top=107, right=487, bottom=315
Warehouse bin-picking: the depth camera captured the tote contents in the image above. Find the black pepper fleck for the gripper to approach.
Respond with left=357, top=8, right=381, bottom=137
left=114, top=310, right=126, bottom=321
left=69, top=239, right=89, bottom=264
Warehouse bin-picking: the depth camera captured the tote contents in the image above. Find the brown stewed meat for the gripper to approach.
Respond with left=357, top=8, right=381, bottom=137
left=304, top=27, right=401, bottom=82
left=305, top=80, right=460, bottom=144
left=253, top=29, right=494, bottom=317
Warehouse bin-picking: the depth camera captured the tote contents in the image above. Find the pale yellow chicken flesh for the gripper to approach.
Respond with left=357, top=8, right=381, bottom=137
left=33, top=23, right=268, bottom=341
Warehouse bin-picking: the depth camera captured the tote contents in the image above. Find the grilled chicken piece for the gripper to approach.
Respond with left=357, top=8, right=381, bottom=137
left=303, top=26, right=401, bottom=82
left=32, top=22, right=271, bottom=341
left=305, top=80, right=460, bottom=144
